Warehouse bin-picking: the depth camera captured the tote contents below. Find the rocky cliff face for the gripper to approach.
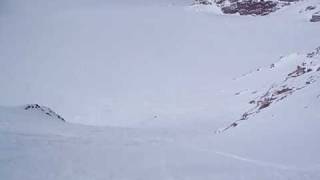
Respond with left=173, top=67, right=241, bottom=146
left=194, top=0, right=299, bottom=15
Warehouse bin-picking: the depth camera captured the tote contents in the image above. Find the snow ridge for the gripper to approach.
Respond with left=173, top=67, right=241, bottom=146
left=24, top=104, right=66, bottom=122
left=216, top=46, right=320, bottom=133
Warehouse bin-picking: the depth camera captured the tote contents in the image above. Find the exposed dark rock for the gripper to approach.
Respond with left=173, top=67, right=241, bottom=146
left=288, top=66, right=307, bottom=78
left=221, top=4, right=238, bottom=14
left=305, top=5, right=316, bottom=11
left=240, top=112, right=249, bottom=120
left=274, top=87, right=292, bottom=95
left=231, top=122, right=238, bottom=127
left=194, top=0, right=213, bottom=5
left=258, top=98, right=273, bottom=110
left=278, top=0, right=298, bottom=2
left=310, top=12, right=320, bottom=22
left=24, top=104, right=41, bottom=110
left=24, top=104, right=65, bottom=122
left=215, top=0, right=225, bottom=4
left=218, top=0, right=278, bottom=15
left=307, top=46, right=320, bottom=58
left=195, top=0, right=304, bottom=16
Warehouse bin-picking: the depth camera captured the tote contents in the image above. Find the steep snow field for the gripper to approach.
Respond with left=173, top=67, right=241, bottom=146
left=1, top=0, right=320, bottom=179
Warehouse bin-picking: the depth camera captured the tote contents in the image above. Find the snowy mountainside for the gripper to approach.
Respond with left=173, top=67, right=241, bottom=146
left=217, top=46, right=320, bottom=133
left=1, top=0, right=319, bottom=127
left=1, top=0, right=320, bottom=179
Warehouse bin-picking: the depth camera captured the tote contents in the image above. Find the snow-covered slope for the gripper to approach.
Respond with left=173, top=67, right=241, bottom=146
left=0, top=0, right=320, bottom=179
left=217, top=46, right=320, bottom=133
left=1, top=97, right=320, bottom=180
left=1, top=0, right=319, bottom=126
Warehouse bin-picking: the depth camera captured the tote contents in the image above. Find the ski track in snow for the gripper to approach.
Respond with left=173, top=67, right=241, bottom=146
left=187, top=142, right=320, bottom=172
left=213, top=151, right=311, bottom=171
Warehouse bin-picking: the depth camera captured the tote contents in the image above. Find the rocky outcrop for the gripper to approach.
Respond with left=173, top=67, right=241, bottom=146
left=310, top=11, right=320, bottom=22
left=216, top=46, right=320, bottom=134
left=194, top=0, right=304, bottom=16
left=194, top=0, right=213, bottom=5
left=24, top=104, right=65, bottom=122
left=221, top=0, right=278, bottom=16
